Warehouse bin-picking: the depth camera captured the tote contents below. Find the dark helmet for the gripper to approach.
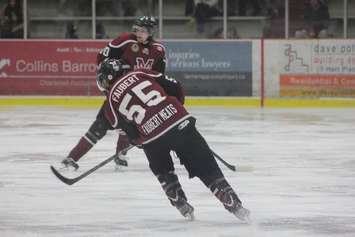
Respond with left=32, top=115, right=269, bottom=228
left=132, top=16, right=158, bottom=37
left=96, top=58, right=130, bottom=92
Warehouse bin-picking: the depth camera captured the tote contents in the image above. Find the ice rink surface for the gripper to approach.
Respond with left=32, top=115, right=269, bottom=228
left=1, top=106, right=355, bottom=237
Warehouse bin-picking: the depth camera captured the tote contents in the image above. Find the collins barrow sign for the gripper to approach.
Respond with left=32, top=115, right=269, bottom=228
left=164, top=41, right=252, bottom=96
left=0, top=40, right=106, bottom=95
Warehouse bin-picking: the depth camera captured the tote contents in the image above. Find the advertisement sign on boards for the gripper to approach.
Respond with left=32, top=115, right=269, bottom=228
left=0, top=40, right=252, bottom=96
left=165, top=41, right=252, bottom=96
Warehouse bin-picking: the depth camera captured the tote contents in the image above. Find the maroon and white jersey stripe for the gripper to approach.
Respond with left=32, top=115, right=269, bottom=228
left=105, top=70, right=190, bottom=145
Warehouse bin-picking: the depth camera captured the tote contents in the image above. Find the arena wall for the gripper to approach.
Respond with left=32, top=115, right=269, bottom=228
left=0, top=39, right=354, bottom=107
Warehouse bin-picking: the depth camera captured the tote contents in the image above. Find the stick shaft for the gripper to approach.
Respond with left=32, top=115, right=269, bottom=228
left=212, top=150, right=236, bottom=172
left=51, top=154, right=116, bottom=185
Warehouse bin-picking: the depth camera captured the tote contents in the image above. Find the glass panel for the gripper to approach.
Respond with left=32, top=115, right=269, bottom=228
left=96, top=19, right=134, bottom=39
left=290, top=0, right=341, bottom=39
left=96, top=0, right=157, bottom=17
left=0, top=0, right=24, bottom=38
left=28, top=0, right=92, bottom=39
left=95, top=0, right=158, bottom=39
left=349, top=0, right=355, bottom=38
left=225, top=0, right=281, bottom=39
left=162, top=0, right=223, bottom=39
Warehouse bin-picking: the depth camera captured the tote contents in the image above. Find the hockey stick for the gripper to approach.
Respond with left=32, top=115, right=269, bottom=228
left=212, top=150, right=236, bottom=172
left=51, top=146, right=134, bottom=185
left=212, top=150, right=254, bottom=172
left=51, top=154, right=116, bottom=185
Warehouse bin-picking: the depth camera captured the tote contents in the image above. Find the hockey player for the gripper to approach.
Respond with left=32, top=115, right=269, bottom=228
left=62, top=16, right=167, bottom=170
left=95, top=58, right=251, bottom=222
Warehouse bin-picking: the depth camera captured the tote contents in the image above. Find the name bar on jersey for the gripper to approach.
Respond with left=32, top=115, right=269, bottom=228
left=141, top=103, right=178, bottom=135
left=112, top=75, right=140, bottom=102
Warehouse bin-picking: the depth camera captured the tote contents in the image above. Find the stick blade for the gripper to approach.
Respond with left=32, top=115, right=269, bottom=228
left=229, top=165, right=237, bottom=172
left=50, top=166, right=76, bottom=185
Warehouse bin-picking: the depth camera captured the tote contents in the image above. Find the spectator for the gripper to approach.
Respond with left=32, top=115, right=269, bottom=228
left=59, top=0, right=91, bottom=16
left=264, top=0, right=283, bottom=17
left=96, top=22, right=108, bottom=39
left=65, top=21, right=79, bottom=39
left=295, top=0, right=330, bottom=38
left=185, top=0, right=195, bottom=16
left=238, top=0, right=261, bottom=16
left=121, top=0, right=137, bottom=16
left=186, top=0, right=236, bottom=17
left=226, top=0, right=237, bottom=16
left=193, top=0, right=222, bottom=33
left=95, top=0, right=136, bottom=17
left=0, top=0, right=23, bottom=38
left=262, top=0, right=285, bottom=38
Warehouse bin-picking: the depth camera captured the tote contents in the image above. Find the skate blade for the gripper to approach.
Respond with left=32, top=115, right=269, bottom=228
left=114, top=165, right=124, bottom=172
left=185, top=212, right=195, bottom=221
left=234, top=208, right=251, bottom=224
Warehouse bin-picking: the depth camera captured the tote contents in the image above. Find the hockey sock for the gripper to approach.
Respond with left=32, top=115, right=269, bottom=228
left=116, top=131, right=131, bottom=155
left=67, top=135, right=95, bottom=161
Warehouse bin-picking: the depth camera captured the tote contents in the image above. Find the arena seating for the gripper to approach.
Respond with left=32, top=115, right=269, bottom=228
left=1, top=0, right=353, bottom=39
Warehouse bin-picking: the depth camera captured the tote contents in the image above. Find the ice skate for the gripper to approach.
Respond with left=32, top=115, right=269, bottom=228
left=158, top=172, right=195, bottom=221
left=209, top=177, right=251, bottom=223
left=61, top=157, right=79, bottom=170
left=225, top=197, right=251, bottom=223
left=114, top=144, right=132, bottom=171
left=233, top=203, right=251, bottom=223
left=114, top=154, right=128, bottom=171
left=176, top=201, right=195, bottom=221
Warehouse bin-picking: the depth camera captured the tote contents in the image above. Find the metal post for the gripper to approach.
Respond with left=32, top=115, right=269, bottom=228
left=92, top=0, right=96, bottom=39
left=159, top=0, right=163, bottom=39
left=285, top=0, right=289, bottom=39
left=223, top=0, right=227, bottom=39
left=23, top=0, right=28, bottom=39
left=260, top=38, right=265, bottom=107
left=344, top=0, right=348, bottom=38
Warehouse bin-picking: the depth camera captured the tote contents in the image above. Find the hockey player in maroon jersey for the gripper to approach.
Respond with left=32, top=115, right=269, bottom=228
left=95, top=58, right=250, bottom=222
left=62, top=16, right=167, bottom=170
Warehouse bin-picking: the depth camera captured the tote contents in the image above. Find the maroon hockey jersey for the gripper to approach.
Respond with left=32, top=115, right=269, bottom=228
left=104, top=70, right=191, bottom=145
left=97, top=32, right=166, bottom=73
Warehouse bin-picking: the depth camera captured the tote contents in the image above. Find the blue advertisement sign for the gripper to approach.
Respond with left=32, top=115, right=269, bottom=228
left=163, top=41, right=252, bottom=96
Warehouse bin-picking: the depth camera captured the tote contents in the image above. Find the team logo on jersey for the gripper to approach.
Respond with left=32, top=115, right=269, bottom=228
left=142, top=48, right=149, bottom=55
left=0, top=58, right=10, bottom=78
left=131, top=43, right=139, bottom=53
left=136, top=58, right=154, bottom=70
